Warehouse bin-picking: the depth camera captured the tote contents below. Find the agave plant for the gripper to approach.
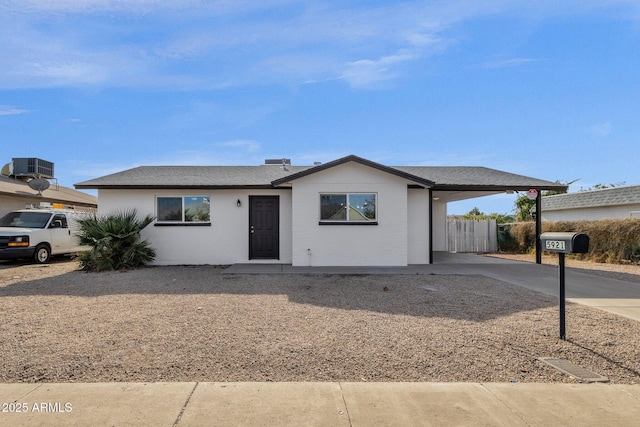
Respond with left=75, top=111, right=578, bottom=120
left=76, top=209, right=156, bottom=271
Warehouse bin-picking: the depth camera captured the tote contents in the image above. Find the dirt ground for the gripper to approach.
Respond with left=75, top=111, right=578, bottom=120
left=0, top=257, right=639, bottom=384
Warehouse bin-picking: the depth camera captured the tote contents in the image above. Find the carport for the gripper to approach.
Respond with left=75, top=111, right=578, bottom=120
left=394, top=166, right=568, bottom=264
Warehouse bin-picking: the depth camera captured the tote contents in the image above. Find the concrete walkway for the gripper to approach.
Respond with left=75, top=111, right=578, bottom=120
left=224, top=252, right=640, bottom=321
left=2, top=382, right=639, bottom=426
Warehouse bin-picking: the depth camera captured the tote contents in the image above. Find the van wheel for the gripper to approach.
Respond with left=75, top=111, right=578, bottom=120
left=33, top=244, right=51, bottom=264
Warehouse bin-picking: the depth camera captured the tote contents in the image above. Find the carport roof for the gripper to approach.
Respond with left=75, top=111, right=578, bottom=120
left=74, top=154, right=566, bottom=192
left=394, top=166, right=566, bottom=191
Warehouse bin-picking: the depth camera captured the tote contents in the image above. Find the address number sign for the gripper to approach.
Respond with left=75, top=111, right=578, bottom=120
left=545, top=240, right=566, bottom=251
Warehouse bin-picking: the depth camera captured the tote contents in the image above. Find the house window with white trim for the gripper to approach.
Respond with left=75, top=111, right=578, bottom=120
left=156, top=196, right=211, bottom=224
left=320, top=193, right=377, bottom=224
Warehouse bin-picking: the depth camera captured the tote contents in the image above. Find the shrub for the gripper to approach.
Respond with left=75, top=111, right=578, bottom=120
left=498, top=218, right=640, bottom=264
left=497, top=224, right=520, bottom=252
left=76, top=210, right=156, bottom=271
left=499, top=222, right=536, bottom=253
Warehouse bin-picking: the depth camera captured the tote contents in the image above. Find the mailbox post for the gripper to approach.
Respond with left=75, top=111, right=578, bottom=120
left=540, top=232, right=589, bottom=340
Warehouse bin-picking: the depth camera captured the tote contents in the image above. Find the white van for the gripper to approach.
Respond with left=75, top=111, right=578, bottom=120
left=0, top=208, right=88, bottom=263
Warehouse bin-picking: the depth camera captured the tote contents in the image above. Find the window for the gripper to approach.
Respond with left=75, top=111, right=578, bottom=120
left=320, top=193, right=377, bottom=224
left=0, top=212, right=51, bottom=228
left=50, top=214, right=68, bottom=228
left=157, top=196, right=211, bottom=225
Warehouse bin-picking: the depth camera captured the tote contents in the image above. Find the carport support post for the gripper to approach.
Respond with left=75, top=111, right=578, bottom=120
left=559, top=252, right=566, bottom=340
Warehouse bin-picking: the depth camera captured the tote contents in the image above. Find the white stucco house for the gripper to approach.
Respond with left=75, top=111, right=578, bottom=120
left=540, top=185, right=640, bottom=221
left=75, top=155, right=565, bottom=266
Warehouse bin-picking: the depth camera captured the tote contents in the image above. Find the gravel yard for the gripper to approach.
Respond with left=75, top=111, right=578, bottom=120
left=1, top=259, right=639, bottom=384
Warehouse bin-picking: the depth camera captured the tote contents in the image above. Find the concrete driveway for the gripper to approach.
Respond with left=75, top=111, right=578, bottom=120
left=433, top=252, right=640, bottom=322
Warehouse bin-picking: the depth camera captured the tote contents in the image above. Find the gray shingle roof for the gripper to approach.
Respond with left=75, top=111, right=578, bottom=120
left=75, top=165, right=312, bottom=189
left=75, top=155, right=566, bottom=191
left=393, top=166, right=563, bottom=190
left=542, top=185, right=640, bottom=211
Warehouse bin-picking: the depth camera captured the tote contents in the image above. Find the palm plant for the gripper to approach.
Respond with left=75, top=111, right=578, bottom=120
left=76, top=209, right=156, bottom=271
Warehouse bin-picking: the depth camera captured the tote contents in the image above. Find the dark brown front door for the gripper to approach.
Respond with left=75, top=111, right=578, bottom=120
left=249, top=196, right=279, bottom=259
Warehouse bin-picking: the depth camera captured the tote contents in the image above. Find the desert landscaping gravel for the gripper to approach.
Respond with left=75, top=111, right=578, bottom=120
left=1, top=258, right=639, bottom=384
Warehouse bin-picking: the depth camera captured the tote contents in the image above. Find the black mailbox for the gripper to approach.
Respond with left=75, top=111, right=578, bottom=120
left=540, top=232, right=589, bottom=254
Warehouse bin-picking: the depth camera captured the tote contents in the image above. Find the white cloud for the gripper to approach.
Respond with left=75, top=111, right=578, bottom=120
left=340, top=51, right=418, bottom=88
left=1, top=0, right=638, bottom=90
left=482, top=57, right=540, bottom=69
left=30, top=61, right=109, bottom=84
left=0, top=105, right=32, bottom=116
left=0, top=1, right=455, bottom=90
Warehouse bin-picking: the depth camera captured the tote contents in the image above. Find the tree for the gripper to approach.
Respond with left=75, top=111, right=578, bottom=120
left=464, top=207, right=483, bottom=218
left=514, top=195, right=536, bottom=222
left=513, top=179, right=577, bottom=221
left=76, top=209, right=156, bottom=272
left=580, top=181, right=626, bottom=191
left=463, top=207, right=513, bottom=224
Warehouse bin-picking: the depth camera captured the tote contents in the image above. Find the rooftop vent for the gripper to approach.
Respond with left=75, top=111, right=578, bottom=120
left=11, top=158, right=55, bottom=179
left=264, top=158, right=291, bottom=166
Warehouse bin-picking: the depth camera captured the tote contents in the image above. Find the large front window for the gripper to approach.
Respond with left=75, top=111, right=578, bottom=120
left=320, top=193, right=377, bottom=223
left=157, top=196, right=211, bottom=224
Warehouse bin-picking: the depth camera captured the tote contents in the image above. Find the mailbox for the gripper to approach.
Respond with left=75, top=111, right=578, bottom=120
left=540, top=232, right=589, bottom=254
left=540, top=232, right=589, bottom=340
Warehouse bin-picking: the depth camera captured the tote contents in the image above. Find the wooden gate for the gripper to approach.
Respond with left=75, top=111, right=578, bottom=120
left=446, top=219, right=498, bottom=253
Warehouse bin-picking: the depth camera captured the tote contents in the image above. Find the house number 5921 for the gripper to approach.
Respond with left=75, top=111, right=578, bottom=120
left=545, top=240, right=566, bottom=250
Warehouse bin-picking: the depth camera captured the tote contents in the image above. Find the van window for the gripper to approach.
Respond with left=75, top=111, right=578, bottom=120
left=0, top=212, right=52, bottom=228
left=51, top=214, right=68, bottom=228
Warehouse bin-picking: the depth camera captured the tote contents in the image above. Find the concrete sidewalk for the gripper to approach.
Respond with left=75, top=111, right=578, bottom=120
left=1, top=382, right=639, bottom=426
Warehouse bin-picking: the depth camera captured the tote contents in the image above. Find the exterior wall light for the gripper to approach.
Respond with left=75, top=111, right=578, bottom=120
left=237, top=199, right=242, bottom=207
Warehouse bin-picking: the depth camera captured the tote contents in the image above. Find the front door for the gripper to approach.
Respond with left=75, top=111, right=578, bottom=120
left=249, top=196, right=279, bottom=259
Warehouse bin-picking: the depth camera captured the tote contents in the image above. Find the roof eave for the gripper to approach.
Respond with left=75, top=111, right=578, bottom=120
left=74, top=184, right=280, bottom=190
left=433, top=184, right=569, bottom=192
left=0, top=190, right=97, bottom=207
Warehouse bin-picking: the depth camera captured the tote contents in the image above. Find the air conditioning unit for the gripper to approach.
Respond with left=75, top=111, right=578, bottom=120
left=11, top=158, right=55, bottom=179
left=264, top=158, right=291, bottom=166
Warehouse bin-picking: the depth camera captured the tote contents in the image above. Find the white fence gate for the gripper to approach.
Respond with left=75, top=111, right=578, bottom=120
left=446, top=219, right=498, bottom=253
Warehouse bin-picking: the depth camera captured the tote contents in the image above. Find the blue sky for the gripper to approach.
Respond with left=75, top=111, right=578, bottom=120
left=1, top=0, right=639, bottom=215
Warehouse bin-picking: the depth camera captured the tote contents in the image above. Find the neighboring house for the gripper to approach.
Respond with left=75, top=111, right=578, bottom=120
left=75, top=155, right=565, bottom=266
left=541, top=185, right=640, bottom=221
left=0, top=158, right=97, bottom=217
